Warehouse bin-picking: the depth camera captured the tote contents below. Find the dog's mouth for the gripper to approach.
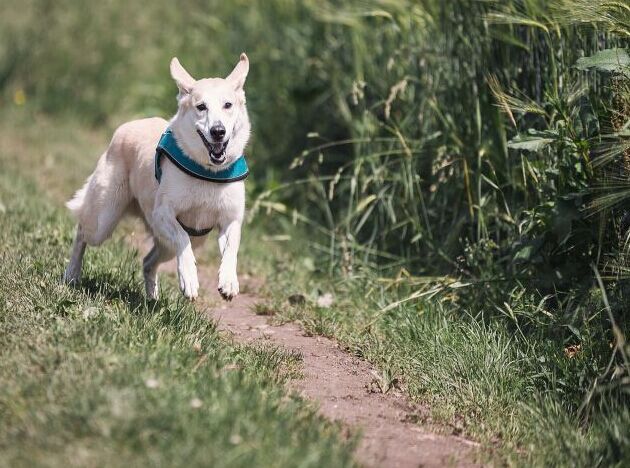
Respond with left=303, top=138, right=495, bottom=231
left=197, top=129, right=229, bottom=165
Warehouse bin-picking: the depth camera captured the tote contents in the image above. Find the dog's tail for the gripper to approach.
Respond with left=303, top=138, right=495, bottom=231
left=66, top=175, right=92, bottom=215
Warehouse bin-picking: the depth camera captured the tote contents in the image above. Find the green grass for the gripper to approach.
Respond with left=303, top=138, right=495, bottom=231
left=0, top=111, right=356, bottom=467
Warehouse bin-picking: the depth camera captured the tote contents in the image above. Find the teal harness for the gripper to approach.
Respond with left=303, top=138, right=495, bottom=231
left=155, top=129, right=249, bottom=183
left=154, top=128, right=249, bottom=236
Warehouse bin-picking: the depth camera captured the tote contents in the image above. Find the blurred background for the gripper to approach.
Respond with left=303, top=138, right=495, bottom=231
left=1, top=0, right=629, bottom=464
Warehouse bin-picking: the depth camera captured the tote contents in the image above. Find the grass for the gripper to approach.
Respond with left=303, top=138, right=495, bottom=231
left=0, top=108, right=356, bottom=468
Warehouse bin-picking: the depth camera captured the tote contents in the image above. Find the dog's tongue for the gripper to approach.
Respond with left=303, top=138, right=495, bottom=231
left=197, top=129, right=226, bottom=158
left=209, top=144, right=227, bottom=163
left=206, top=141, right=223, bottom=156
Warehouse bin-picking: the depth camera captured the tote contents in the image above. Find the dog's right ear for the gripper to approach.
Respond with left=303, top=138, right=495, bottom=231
left=170, top=57, right=195, bottom=95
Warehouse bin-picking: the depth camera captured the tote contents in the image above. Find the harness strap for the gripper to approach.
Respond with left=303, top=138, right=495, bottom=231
left=177, top=219, right=213, bottom=237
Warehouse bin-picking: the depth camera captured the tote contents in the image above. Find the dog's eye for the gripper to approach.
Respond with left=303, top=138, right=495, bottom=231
left=223, top=102, right=232, bottom=109
left=196, top=103, right=207, bottom=112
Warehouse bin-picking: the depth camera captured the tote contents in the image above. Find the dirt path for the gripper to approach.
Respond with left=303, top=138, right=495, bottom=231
left=210, top=293, right=480, bottom=468
left=133, top=236, right=480, bottom=467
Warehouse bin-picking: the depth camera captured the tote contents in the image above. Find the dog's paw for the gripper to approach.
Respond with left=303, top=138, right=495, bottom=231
left=177, top=257, right=199, bottom=301
left=179, top=270, right=199, bottom=301
left=62, top=267, right=81, bottom=286
left=218, top=271, right=239, bottom=301
left=144, top=277, right=159, bottom=301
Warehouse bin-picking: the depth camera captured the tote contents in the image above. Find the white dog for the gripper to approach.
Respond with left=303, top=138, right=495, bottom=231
left=63, top=54, right=251, bottom=301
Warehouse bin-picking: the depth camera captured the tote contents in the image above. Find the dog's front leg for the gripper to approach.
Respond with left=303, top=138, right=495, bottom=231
left=217, top=220, right=242, bottom=301
left=152, top=204, right=199, bottom=300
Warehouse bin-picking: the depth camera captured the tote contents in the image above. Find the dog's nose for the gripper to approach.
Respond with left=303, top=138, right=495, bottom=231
left=210, top=124, right=226, bottom=141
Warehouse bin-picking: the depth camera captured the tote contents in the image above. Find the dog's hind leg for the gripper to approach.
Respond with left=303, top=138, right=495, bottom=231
left=67, top=145, right=132, bottom=248
left=86, top=198, right=130, bottom=246
left=142, top=240, right=175, bottom=300
left=63, top=224, right=87, bottom=285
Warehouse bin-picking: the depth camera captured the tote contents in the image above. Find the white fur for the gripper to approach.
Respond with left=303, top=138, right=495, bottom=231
left=63, top=54, right=251, bottom=301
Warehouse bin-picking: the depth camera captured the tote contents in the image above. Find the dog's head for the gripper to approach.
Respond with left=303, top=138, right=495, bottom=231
left=169, top=54, right=251, bottom=169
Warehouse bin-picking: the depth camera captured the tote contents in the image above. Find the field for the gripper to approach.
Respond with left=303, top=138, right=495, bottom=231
left=1, top=0, right=630, bottom=466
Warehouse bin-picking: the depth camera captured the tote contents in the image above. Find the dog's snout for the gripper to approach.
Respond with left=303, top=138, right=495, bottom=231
left=210, top=124, right=226, bottom=141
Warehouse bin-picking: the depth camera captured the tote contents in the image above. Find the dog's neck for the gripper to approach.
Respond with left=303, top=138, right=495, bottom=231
left=168, top=108, right=251, bottom=172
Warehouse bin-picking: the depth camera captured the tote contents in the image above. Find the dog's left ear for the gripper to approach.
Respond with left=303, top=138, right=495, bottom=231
left=226, top=53, right=249, bottom=91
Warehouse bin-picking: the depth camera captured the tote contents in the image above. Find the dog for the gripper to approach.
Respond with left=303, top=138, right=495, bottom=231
left=63, top=54, right=251, bottom=301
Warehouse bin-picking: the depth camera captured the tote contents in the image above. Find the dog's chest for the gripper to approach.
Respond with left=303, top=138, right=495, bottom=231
left=170, top=180, right=244, bottom=231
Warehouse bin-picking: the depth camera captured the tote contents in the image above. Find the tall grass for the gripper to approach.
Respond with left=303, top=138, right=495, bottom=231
left=253, top=0, right=628, bottom=347
left=254, top=0, right=622, bottom=276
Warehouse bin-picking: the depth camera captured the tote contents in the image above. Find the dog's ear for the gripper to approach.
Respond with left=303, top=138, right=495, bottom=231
left=226, top=53, right=249, bottom=91
left=170, top=57, right=195, bottom=95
